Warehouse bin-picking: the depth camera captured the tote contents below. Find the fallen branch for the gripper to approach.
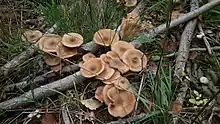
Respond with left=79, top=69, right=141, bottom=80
left=0, top=72, right=84, bottom=110
left=173, top=0, right=199, bottom=123
left=1, top=0, right=220, bottom=110
left=4, top=64, right=79, bottom=92
left=190, top=46, right=220, bottom=51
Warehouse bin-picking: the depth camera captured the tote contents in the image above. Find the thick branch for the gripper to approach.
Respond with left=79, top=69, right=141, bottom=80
left=0, top=72, right=84, bottom=110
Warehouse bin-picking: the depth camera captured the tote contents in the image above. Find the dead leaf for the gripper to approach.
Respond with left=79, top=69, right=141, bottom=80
left=171, top=101, right=182, bottom=115
left=160, top=40, right=179, bottom=53
left=41, top=113, right=59, bottom=124
left=81, top=98, right=102, bottom=110
left=189, top=51, right=198, bottom=60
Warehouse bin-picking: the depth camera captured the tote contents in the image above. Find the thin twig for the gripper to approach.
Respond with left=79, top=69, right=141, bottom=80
left=198, top=22, right=212, bottom=54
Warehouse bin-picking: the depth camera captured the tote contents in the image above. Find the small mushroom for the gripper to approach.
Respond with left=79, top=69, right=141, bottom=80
left=80, top=58, right=105, bottom=78
left=38, top=34, right=61, bottom=52
left=107, top=87, right=136, bottom=117
left=56, top=42, right=77, bottom=58
left=96, top=64, right=115, bottom=80
left=109, top=58, right=129, bottom=74
left=82, top=53, right=96, bottom=62
left=93, top=29, right=119, bottom=46
left=22, top=30, right=42, bottom=43
left=122, top=49, right=147, bottom=72
left=61, top=33, right=83, bottom=48
left=102, top=84, right=114, bottom=105
left=124, top=0, right=137, bottom=7
left=114, top=77, right=130, bottom=90
left=111, top=41, right=135, bottom=57
left=95, top=86, right=104, bottom=103
left=103, top=71, right=121, bottom=84
left=43, top=54, right=61, bottom=66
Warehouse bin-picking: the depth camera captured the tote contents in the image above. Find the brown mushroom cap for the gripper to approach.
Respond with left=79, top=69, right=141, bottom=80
left=22, top=30, right=42, bottom=43
left=114, top=77, right=130, bottom=90
left=102, top=85, right=114, bottom=105
left=38, top=34, right=61, bottom=52
left=80, top=58, right=105, bottom=78
left=93, top=29, right=119, bottom=46
left=56, top=42, right=77, bottom=58
left=107, top=87, right=136, bottom=117
left=96, top=64, right=115, bottom=80
left=124, top=0, right=137, bottom=7
left=103, top=71, right=121, bottom=84
left=82, top=53, right=96, bottom=62
left=106, top=51, right=119, bottom=59
left=111, top=41, right=135, bottom=57
left=43, top=54, right=61, bottom=66
left=109, top=58, right=129, bottom=74
left=95, top=86, right=104, bottom=103
left=122, top=49, right=147, bottom=72
left=61, top=33, right=83, bottom=48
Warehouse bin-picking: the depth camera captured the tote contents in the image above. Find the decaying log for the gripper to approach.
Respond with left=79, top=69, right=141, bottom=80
left=1, top=0, right=220, bottom=111
left=173, top=0, right=199, bottom=123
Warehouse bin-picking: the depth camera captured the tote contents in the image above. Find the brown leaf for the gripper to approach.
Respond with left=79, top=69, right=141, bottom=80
left=160, top=40, right=179, bottom=53
left=189, top=51, right=198, bottom=60
left=41, top=113, right=59, bottom=124
left=171, top=101, right=182, bottom=115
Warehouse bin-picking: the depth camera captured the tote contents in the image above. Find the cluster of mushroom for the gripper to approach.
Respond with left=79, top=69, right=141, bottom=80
left=22, top=30, right=83, bottom=72
left=80, top=29, right=147, bottom=117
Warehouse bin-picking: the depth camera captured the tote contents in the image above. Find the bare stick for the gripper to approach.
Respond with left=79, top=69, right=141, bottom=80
left=4, top=64, right=79, bottom=92
left=198, top=22, right=213, bottom=54
left=190, top=46, right=220, bottom=51
left=173, top=0, right=199, bottom=123
left=0, top=72, right=84, bottom=110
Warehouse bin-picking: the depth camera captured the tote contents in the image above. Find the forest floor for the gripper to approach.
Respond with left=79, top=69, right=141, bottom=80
left=1, top=0, right=220, bottom=124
